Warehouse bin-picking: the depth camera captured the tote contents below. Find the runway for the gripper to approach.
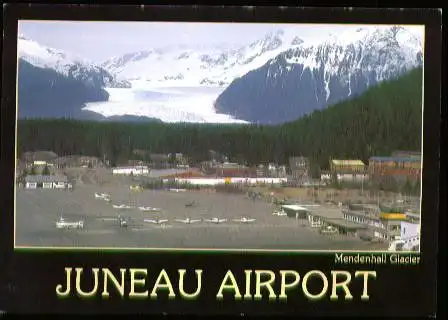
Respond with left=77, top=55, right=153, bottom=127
left=15, top=185, right=387, bottom=251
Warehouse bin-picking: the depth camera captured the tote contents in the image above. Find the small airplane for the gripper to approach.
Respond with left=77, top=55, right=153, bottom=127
left=94, top=192, right=104, bottom=199
left=112, top=204, right=133, bottom=209
left=272, top=211, right=287, bottom=216
left=233, top=217, right=256, bottom=223
left=118, top=215, right=128, bottom=228
left=175, top=218, right=202, bottom=224
left=56, top=217, right=84, bottom=229
left=130, top=185, right=143, bottom=192
left=185, top=201, right=197, bottom=208
left=203, top=217, right=227, bottom=224
left=169, top=188, right=187, bottom=192
left=144, top=218, right=169, bottom=225
left=94, top=192, right=111, bottom=201
left=99, top=215, right=129, bottom=228
left=138, top=206, right=161, bottom=212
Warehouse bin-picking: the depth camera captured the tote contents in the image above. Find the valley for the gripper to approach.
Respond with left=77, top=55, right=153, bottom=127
left=17, top=25, right=423, bottom=124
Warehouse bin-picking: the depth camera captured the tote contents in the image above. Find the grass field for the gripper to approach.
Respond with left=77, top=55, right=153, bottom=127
left=15, top=185, right=387, bottom=250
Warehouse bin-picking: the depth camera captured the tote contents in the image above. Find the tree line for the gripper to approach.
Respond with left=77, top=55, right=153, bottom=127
left=17, top=68, right=423, bottom=174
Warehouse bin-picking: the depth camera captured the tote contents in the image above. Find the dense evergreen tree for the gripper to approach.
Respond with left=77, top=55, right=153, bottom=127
left=17, top=68, right=422, bottom=170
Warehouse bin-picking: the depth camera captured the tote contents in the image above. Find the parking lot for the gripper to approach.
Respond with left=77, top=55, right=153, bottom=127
left=15, top=185, right=387, bottom=250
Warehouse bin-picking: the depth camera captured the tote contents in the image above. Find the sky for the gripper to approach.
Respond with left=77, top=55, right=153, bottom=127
left=18, top=21, right=424, bottom=63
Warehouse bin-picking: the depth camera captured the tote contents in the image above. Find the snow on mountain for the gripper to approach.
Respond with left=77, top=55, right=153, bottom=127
left=83, top=87, right=248, bottom=124
left=18, top=34, right=129, bottom=88
left=214, top=25, right=423, bottom=124
left=100, top=29, right=305, bottom=87
left=19, top=25, right=423, bottom=124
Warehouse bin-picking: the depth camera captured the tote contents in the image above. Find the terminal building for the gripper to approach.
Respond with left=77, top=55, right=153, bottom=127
left=341, top=203, right=419, bottom=242
left=280, top=204, right=367, bottom=237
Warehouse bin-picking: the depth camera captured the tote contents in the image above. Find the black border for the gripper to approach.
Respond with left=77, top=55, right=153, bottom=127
left=1, top=4, right=442, bottom=316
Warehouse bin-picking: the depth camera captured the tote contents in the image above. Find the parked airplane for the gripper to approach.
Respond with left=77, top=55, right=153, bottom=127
left=94, top=192, right=104, bottom=199
left=99, top=215, right=129, bottom=228
left=112, top=204, right=133, bottom=209
left=118, top=216, right=128, bottom=228
left=130, top=185, right=142, bottom=191
left=138, top=206, right=161, bottom=212
left=175, top=218, right=201, bottom=224
left=94, top=192, right=111, bottom=201
left=272, top=211, right=287, bottom=216
left=56, top=217, right=84, bottom=229
left=233, top=217, right=256, bottom=223
left=144, top=218, right=169, bottom=225
left=185, top=201, right=197, bottom=208
left=203, top=217, right=227, bottom=224
left=169, top=188, right=187, bottom=192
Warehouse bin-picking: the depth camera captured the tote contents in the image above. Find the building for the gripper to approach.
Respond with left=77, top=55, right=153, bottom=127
left=368, top=155, right=422, bottom=184
left=342, top=204, right=408, bottom=241
left=289, top=157, right=310, bottom=182
left=281, top=205, right=310, bottom=220
left=24, top=175, right=68, bottom=189
left=213, top=162, right=256, bottom=178
left=112, top=166, right=149, bottom=176
left=149, top=154, right=170, bottom=169
left=330, top=159, right=366, bottom=173
left=391, top=150, right=422, bottom=159
left=320, top=170, right=332, bottom=183
left=176, top=177, right=287, bottom=186
left=330, top=159, right=368, bottom=183
left=167, top=152, right=187, bottom=167
left=280, top=204, right=366, bottom=236
left=400, top=220, right=420, bottom=240
left=33, top=160, right=48, bottom=166
left=22, top=151, right=58, bottom=165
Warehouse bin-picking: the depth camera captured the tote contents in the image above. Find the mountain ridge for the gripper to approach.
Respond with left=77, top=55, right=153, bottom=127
left=17, top=26, right=422, bottom=124
left=214, top=26, right=423, bottom=124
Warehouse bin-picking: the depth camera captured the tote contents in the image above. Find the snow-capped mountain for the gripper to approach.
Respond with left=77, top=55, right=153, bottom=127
left=18, top=34, right=130, bottom=88
left=101, top=29, right=305, bottom=87
left=214, top=26, right=423, bottom=124
left=18, top=26, right=423, bottom=124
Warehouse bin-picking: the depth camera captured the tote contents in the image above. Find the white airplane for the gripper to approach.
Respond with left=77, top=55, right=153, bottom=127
left=94, top=192, right=111, bottom=201
left=94, top=192, right=104, bottom=199
left=138, top=206, right=161, bottom=212
left=56, top=217, right=84, bottom=229
left=169, top=188, right=187, bottom=192
left=175, top=218, right=202, bottom=224
left=272, top=211, right=287, bottom=216
left=203, top=217, right=227, bottom=224
left=233, top=217, right=256, bottom=223
left=144, top=218, right=169, bottom=225
left=99, top=215, right=129, bottom=228
left=112, top=204, right=133, bottom=209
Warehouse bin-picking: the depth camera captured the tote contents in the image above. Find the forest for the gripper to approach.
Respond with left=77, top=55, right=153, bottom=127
left=17, top=68, right=423, bottom=172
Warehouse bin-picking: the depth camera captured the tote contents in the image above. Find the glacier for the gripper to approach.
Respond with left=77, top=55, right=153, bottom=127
left=83, top=86, right=248, bottom=124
